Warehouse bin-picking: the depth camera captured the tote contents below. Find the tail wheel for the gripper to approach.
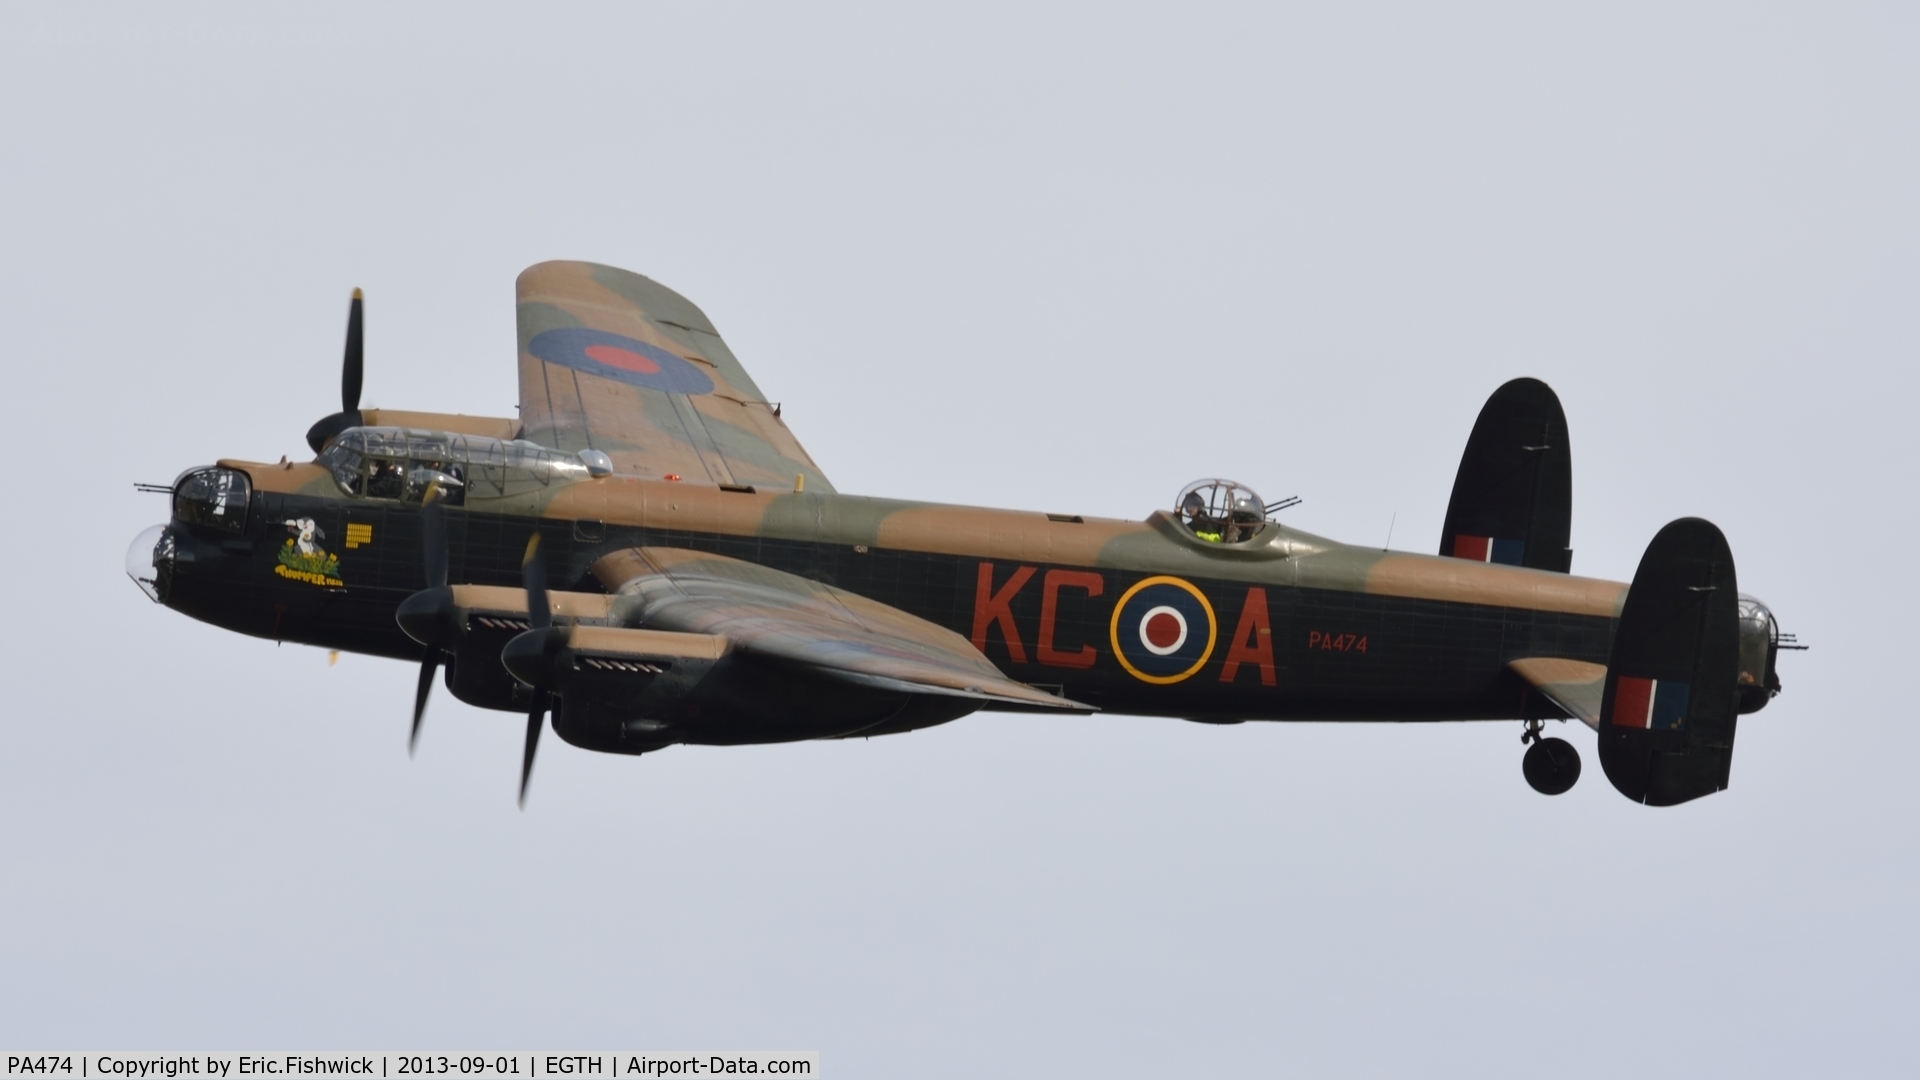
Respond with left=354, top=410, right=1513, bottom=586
left=1523, top=735, right=1582, bottom=795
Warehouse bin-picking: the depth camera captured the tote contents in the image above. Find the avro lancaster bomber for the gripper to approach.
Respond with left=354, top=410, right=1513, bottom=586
left=127, top=261, right=1793, bottom=806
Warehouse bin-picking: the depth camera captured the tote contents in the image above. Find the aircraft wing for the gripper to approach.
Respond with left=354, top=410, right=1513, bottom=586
left=592, top=547, right=1092, bottom=712
left=1509, top=657, right=1606, bottom=731
left=516, top=261, right=835, bottom=492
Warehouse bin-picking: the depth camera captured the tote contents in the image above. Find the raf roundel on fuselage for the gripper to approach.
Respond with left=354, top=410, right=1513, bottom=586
left=528, top=328, right=716, bottom=395
left=1110, top=576, right=1218, bottom=685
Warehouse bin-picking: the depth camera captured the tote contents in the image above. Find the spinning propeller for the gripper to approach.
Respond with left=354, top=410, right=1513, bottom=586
left=395, top=515, right=562, bottom=806
left=510, top=534, right=559, bottom=808
left=326, top=281, right=552, bottom=804
left=305, top=289, right=365, bottom=453
left=408, top=484, right=449, bottom=755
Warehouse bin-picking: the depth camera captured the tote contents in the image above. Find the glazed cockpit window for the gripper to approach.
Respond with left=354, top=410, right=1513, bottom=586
left=1175, top=479, right=1270, bottom=544
left=321, top=443, right=464, bottom=504
left=173, top=467, right=252, bottom=533
left=318, top=427, right=590, bottom=503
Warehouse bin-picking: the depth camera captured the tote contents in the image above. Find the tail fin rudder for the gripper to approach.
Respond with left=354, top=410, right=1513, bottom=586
left=1599, top=517, right=1741, bottom=806
left=1440, top=377, right=1573, bottom=572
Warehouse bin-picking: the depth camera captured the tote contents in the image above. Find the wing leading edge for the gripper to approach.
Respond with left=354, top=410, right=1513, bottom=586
left=516, top=261, right=834, bottom=492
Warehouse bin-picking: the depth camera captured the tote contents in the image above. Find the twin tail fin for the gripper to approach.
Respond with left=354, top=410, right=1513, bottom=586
left=1441, top=377, right=1574, bottom=573
left=1597, top=517, right=1741, bottom=806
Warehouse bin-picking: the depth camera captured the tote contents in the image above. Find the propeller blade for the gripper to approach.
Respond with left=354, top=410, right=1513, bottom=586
left=519, top=698, right=545, bottom=808
left=406, top=483, right=451, bottom=755
left=410, top=653, right=438, bottom=756
left=303, top=288, right=367, bottom=453
left=514, top=533, right=555, bottom=806
left=342, top=287, right=364, bottom=414
left=522, top=533, right=550, bottom=630
left=421, top=485, right=448, bottom=589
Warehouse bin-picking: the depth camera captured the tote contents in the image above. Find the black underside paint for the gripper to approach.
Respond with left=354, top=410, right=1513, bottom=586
left=161, top=492, right=1616, bottom=725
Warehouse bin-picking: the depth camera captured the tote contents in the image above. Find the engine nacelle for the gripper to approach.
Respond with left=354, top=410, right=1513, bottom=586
left=517, top=631, right=978, bottom=755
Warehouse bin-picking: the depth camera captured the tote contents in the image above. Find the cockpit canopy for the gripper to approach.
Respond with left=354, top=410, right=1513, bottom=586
left=1176, top=478, right=1270, bottom=544
left=317, top=427, right=591, bottom=504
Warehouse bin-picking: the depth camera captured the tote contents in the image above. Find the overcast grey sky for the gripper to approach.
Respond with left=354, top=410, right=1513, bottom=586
left=3, top=3, right=1914, bottom=1076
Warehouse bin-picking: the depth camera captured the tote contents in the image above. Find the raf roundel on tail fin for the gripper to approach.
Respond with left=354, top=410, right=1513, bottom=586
left=1598, top=517, right=1741, bottom=806
left=1440, top=378, right=1573, bottom=573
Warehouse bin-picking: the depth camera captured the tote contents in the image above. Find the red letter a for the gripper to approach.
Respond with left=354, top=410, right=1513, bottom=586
left=1219, top=586, right=1276, bottom=686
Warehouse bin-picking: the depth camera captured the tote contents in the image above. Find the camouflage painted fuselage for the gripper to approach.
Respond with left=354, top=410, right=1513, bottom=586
left=135, top=262, right=1793, bottom=807
left=162, top=461, right=1623, bottom=726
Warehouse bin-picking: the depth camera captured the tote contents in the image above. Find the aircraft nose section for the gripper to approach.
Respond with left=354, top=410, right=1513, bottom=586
left=126, top=524, right=174, bottom=603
